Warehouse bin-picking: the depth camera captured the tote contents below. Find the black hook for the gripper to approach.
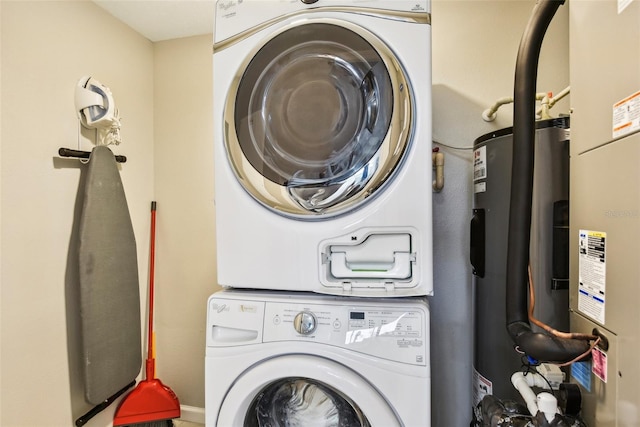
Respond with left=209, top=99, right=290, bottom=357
left=58, top=147, right=127, bottom=163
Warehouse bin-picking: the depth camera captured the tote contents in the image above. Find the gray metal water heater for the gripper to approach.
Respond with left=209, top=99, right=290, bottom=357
left=471, top=117, right=570, bottom=403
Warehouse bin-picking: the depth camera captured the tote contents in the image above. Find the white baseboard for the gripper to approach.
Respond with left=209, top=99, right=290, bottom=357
left=179, top=405, right=206, bottom=424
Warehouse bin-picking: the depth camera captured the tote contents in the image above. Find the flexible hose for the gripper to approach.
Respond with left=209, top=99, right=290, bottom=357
left=506, top=0, right=591, bottom=363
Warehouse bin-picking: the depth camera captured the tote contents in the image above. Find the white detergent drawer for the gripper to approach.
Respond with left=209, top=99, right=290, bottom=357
left=328, top=234, right=412, bottom=280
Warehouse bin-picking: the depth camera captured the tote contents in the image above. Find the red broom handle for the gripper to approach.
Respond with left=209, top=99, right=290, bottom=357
left=146, top=201, right=157, bottom=380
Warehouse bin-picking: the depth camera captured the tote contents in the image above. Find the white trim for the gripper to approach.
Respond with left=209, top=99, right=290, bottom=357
left=179, top=405, right=205, bottom=424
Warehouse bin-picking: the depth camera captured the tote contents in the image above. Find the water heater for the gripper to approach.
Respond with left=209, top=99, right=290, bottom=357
left=471, top=117, right=570, bottom=403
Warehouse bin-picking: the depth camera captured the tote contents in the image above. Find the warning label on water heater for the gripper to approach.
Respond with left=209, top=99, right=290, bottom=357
left=473, top=368, right=493, bottom=406
left=473, top=146, right=487, bottom=182
left=578, top=230, right=607, bottom=324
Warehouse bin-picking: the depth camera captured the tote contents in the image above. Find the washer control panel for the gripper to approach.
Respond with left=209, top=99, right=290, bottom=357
left=263, top=301, right=428, bottom=366
left=207, top=294, right=429, bottom=366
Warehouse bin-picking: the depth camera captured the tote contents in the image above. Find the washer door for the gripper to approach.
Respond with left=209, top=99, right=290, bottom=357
left=216, top=355, right=400, bottom=426
left=225, top=20, right=413, bottom=218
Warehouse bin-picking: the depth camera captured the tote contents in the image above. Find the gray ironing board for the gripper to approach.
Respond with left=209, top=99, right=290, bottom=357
left=78, top=146, right=141, bottom=404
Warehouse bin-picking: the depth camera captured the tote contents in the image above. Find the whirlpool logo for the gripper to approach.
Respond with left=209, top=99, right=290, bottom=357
left=211, top=303, right=229, bottom=313
left=218, top=0, right=237, bottom=11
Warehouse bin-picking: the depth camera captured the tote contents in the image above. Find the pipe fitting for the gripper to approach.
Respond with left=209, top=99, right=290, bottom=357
left=537, top=392, right=559, bottom=422
left=432, top=151, right=445, bottom=192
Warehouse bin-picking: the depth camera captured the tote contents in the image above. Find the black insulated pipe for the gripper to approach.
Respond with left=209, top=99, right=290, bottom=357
left=506, top=0, right=591, bottom=363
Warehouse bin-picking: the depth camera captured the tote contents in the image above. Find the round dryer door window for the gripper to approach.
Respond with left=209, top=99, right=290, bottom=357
left=224, top=20, right=413, bottom=218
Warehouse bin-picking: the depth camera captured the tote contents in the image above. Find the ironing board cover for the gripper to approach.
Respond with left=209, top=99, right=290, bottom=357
left=78, top=146, right=141, bottom=404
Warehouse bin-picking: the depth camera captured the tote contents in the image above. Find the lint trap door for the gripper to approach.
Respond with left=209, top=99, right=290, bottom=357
left=223, top=20, right=413, bottom=219
left=320, top=231, right=418, bottom=291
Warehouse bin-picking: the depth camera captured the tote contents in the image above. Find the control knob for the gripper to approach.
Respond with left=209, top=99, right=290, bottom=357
left=293, top=311, right=317, bottom=335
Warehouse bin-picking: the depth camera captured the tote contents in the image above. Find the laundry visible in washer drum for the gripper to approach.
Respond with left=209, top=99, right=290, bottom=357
left=246, top=378, right=370, bottom=427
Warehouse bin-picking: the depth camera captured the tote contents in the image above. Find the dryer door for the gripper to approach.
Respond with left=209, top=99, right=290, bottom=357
left=225, top=20, right=413, bottom=219
left=215, top=354, right=400, bottom=426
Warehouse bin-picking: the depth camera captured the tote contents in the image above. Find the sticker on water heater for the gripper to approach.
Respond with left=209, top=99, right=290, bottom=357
left=578, top=230, right=607, bottom=325
left=473, top=146, right=487, bottom=181
left=472, top=368, right=492, bottom=406
left=612, top=90, right=640, bottom=139
left=592, top=347, right=607, bottom=383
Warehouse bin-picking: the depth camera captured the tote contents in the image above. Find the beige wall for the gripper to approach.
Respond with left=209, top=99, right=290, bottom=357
left=153, top=34, right=219, bottom=410
left=1, top=1, right=154, bottom=425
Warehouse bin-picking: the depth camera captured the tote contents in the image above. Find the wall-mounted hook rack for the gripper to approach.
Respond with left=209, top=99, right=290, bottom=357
left=58, top=147, right=127, bottom=163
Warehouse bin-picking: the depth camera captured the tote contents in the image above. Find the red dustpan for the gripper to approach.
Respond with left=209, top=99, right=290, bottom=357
left=114, top=202, right=180, bottom=426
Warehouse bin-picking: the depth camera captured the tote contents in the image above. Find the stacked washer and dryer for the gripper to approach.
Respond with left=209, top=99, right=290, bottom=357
left=207, top=1, right=434, bottom=425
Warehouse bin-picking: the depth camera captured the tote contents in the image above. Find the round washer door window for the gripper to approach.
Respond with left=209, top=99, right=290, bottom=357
left=245, top=377, right=369, bottom=427
left=215, top=355, right=400, bottom=426
left=224, top=20, right=413, bottom=218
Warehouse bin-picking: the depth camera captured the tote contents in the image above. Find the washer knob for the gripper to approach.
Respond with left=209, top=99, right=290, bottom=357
left=301, top=0, right=319, bottom=4
left=293, top=311, right=317, bottom=335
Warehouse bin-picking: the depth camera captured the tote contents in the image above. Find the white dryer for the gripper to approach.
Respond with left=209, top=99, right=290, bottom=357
left=205, top=289, right=431, bottom=426
left=213, top=0, right=433, bottom=296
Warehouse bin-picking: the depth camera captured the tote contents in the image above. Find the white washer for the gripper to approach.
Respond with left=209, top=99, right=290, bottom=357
left=213, top=0, right=433, bottom=297
left=205, top=290, right=431, bottom=426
